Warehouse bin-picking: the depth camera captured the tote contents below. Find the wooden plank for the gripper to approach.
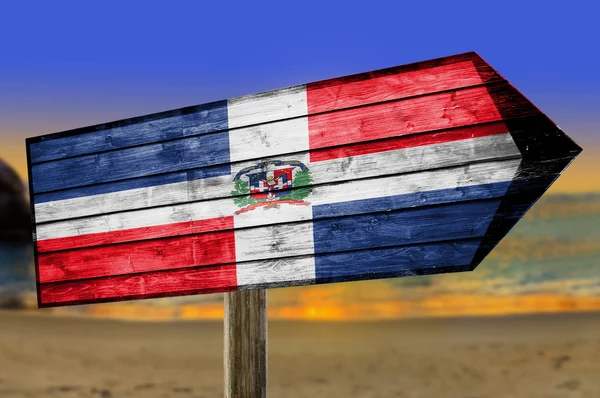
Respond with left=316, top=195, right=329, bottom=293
left=38, top=230, right=235, bottom=283
left=29, top=101, right=228, bottom=164
left=34, top=129, right=519, bottom=223
left=229, top=85, right=505, bottom=163
left=227, top=85, right=307, bottom=129
left=37, top=198, right=503, bottom=283
left=40, top=263, right=238, bottom=306
left=307, top=86, right=500, bottom=149
left=33, top=166, right=232, bottom=222
left=39, top=239, right=479, bottom=306
left=310, top=119, right=509, bottom=161
left=306, top=60, right=483, bottom=113
left=305, top=52, right=501, bottom=103
left=310, top=199, right=500, bottom=255
left=36, top=158, right=520, bottom=248
left=31, top=131, right=231, bottom=193
left=224, top=290, right=267, bottom=398
left=236, top=239, right=480, bottom=286
left=31, top=82, right=522, bottom=195
left=37, top=217, right=234, bottom=253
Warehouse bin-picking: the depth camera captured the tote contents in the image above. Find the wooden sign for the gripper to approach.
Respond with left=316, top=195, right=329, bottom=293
left=26, top=52, right=581, bottom=307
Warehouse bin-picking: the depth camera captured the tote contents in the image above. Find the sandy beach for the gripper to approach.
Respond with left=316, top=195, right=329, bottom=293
left=0, top=310, right=598, bottom=397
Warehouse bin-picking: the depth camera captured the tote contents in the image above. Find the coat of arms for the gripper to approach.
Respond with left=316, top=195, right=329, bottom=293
left=231, top=160, right=312, bottom=214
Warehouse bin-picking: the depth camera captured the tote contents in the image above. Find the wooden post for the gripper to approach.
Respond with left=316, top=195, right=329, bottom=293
left=224, top=289, right=267, bottom=398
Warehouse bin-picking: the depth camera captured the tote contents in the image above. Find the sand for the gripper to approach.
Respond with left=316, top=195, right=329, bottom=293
left=0, top=310, right=599, bottom=397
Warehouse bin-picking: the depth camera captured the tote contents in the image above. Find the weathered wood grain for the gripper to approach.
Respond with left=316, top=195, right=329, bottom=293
left=36, top=159, right=520, bottom=247
left=40, top=263, right=238, bottom=305
left=224, top=290, right=267, bottom=398
left=37, top=217, right=234, bottom=253
left=307, top=86, right=500, bottom=149
left=306, top=60, right=484, bottom=113
left=35, top=129, right=518, bottom=223
left=29, top=101, right=228, bottom=164
left=31, top=131, right=231, bottom=193
left=309, top=120, right=510, bottom=161
left=31, top=82, right=526, bottom=194
left=236, top=239, right=481, bottom=286
left=38, top=230, right=235, bottom=283
left=38, top=239, right=479, bottom=305
left=38, top=199, right=503, bottom=283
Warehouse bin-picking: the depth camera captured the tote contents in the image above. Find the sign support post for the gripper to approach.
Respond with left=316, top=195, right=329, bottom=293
left=224, top=289, right=268, bottom=398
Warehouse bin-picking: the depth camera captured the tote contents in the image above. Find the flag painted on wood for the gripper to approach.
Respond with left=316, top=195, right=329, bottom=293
left=26, top=52, right=581, bottom=307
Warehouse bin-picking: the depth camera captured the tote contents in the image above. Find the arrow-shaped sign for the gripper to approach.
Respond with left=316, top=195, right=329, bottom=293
left=26, top=52, right=581, bottom=307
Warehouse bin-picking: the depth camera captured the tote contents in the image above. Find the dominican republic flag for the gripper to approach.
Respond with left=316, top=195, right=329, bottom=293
left=27, top=52, right=580, bottom=307
left=245, top=164, right=297, bottom=198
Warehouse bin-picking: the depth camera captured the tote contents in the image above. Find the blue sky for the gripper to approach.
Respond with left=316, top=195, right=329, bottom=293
left=1, top=1, right=598, bottom=141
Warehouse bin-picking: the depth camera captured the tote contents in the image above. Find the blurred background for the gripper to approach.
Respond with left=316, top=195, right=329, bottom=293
left=0, top=1, right=598, bottom=397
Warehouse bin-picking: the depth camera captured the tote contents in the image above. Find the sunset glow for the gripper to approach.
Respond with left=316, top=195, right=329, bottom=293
left=39, top=293, right=600, bottom=322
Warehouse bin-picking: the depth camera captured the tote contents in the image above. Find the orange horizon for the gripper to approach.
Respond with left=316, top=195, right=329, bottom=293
left=36, top=293, right=600, bottom=322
